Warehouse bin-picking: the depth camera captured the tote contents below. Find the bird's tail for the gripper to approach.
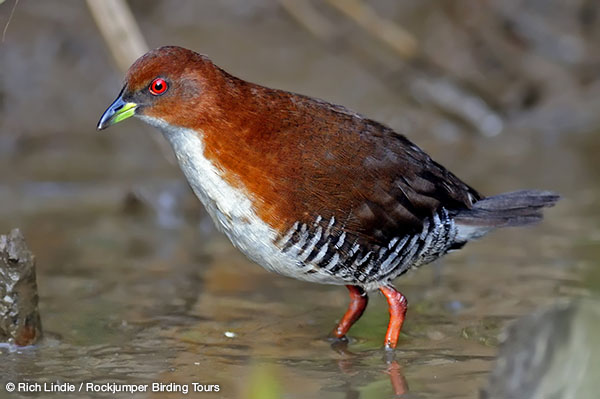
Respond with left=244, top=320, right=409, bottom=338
left=453, top=190, right=560, bottom=242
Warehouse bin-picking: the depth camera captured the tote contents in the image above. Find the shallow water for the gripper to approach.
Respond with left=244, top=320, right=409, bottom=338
left=1, top=1, right=599, bottom=398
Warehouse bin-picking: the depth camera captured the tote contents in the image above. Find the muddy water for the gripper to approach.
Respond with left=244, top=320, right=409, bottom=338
left=1, top=1, right=599, bottom=398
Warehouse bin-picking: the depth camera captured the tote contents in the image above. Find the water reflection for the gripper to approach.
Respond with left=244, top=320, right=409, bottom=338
left=331, top=340, right=408, bottom=397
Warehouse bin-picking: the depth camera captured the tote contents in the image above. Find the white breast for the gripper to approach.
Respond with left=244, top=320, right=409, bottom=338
left=138, top=116, right=344, bottom=285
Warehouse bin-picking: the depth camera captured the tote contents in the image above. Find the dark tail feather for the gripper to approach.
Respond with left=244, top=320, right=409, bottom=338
left=453, top=190, right=560, bottom=241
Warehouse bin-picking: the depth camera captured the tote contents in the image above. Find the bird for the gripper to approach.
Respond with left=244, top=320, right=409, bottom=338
left=97, top=46, right=559, bottom=350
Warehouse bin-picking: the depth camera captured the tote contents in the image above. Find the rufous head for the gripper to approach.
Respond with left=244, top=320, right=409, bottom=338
left=97, top=46, right=226, bottom=130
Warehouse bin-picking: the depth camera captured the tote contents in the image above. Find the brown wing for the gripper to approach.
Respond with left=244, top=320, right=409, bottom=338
left=341, top=121, right=482, bottom=243
left=272, top=98, right=482, bottom=245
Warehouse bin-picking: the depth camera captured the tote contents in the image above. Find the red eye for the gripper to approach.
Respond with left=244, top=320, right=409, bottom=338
left=149, top=78, right=167, bottom=95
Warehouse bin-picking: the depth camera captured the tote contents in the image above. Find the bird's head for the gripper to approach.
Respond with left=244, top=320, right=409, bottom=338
left=97, top=46, right=224, bottom=131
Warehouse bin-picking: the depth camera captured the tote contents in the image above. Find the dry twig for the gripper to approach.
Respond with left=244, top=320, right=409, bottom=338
left=86, top=0, right=148, bottom=72
left=278, top=0, right=336, bottom=41
left=1, top=0, right=19, bottom=43
left=325, top=0, right=418, bottom=59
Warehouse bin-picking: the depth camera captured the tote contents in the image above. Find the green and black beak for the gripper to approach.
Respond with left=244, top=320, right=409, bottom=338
left=97, top=90, right=138, bottom=130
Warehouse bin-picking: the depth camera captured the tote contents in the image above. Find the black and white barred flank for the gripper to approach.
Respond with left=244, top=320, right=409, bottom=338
left=277, top=209, right=458, bottom=285
left=275, top=190, right=560, bottom=287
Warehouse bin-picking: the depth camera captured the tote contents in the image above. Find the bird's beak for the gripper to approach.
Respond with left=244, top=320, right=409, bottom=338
left=97, top=93, right=138, bottom=130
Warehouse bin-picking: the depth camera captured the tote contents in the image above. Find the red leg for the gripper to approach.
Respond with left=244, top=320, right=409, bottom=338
left=332, top=285, right=368, bottom=339
left=379, top=285, right=408, bottom=350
